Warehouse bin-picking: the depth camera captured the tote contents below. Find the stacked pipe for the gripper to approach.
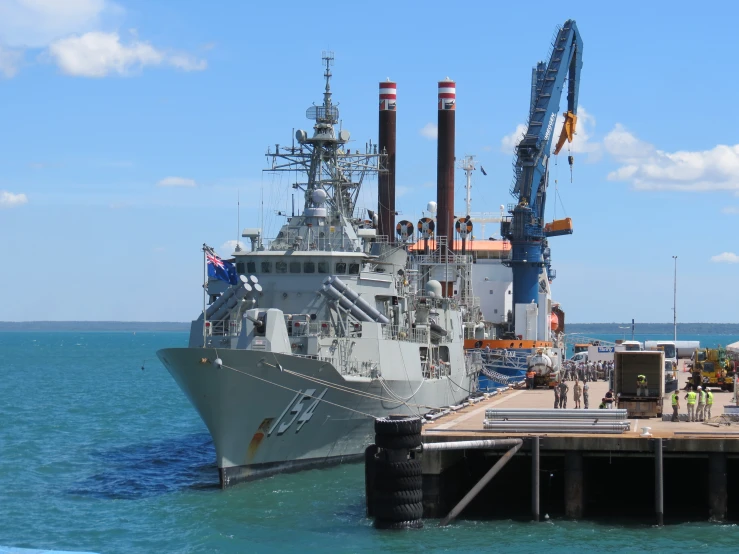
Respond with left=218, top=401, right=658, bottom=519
left=483, top=408, right=631, bottom=434
left=320, top=276, right=390, bottom=324
left=486, top=409, right=628, bottom=420
left=377, top=80, right=397, bottom=239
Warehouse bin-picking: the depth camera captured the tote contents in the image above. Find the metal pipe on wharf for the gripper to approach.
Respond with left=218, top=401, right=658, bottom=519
left=482, top=421, right=631, bottom=434
left=485, top=409, right=628, bottom=420
left=422, top=438, right=522, bottom=451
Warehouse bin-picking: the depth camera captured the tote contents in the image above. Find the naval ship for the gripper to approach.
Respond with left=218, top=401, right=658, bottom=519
left=157, top=54, right=483, bottom=487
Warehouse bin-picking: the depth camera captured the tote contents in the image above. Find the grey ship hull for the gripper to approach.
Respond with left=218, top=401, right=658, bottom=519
left=158, top=347, right=473, bottom=487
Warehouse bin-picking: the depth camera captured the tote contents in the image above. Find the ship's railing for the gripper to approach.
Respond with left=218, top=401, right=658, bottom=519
left=206, top=318, right=241, bottom=337
left=380, top=324, right=429, bottom=343
left=259, top=230, right=364, bottom=253
left=412, top=253, right=473, bottom=266
left=469, top=348, right=530, bottom=371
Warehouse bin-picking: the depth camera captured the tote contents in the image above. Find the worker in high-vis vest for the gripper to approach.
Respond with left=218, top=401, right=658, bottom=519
left=685, top=387, right=697, bottom=422
left=671, top=390, right=680, bottom=422
left=705, top=389, right=714, bottom=420
left=637, top=374, right=648, bottom=397
left=696, top=386, right=706, bottom=422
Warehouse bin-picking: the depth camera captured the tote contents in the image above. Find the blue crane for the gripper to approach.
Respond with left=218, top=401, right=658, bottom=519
left=502, top=19, right=583, bottom=309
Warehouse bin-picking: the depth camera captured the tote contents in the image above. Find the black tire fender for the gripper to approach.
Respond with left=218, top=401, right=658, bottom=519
left=374, top=489, right=423, bottom=505
left=374, top=518, right=424, bottom=530
left=374, top=459, right=422, bottom=479
left=376, top=433, right=422, bottom=450
left=374, top=417, right=422, bottom=437
left=374, top=501, right=424, bottom=522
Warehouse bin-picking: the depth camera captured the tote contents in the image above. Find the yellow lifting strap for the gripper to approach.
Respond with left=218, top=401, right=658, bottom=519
left=554, top=111, right=578, bottom=155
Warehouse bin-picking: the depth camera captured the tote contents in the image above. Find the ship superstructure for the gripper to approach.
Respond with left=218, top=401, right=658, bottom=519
left=158, top=54, right=479, bottom=487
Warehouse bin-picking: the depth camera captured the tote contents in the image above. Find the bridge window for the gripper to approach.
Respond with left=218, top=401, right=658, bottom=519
left=276, top=261, right=287, bottom=274
left=304, top=262, right=316, bottom=273
left=349, top=263, right=360, bottom=275
left=236, top=262, right=245, bottom=274
left=290, top=261, right=301, bottom=273
left=260, top=261, right=272, bottom=273
left=318, top=261, right=329, bottom=274
left=335, top=262, right=346, bottom=274
left=247, top=261, right=256, bottom=273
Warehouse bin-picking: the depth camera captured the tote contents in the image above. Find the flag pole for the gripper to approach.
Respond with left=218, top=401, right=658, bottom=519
left=203, top=244, right=207, bottom=348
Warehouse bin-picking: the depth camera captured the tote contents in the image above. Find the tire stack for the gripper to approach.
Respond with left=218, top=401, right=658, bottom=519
left=370, top=416, right=424, bottom=530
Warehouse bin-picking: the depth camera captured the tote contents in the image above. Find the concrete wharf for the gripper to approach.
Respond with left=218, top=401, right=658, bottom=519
left=420, top=379, right=739, bottom=524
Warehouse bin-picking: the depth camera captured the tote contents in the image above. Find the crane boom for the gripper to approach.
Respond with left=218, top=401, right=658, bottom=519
left=513, top=19, right=582, bottom=220
left=502, top=19, right=583, bottom=316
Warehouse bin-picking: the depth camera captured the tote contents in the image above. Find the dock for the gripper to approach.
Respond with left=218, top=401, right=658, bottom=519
left=419, top=379, right=739, bottom=523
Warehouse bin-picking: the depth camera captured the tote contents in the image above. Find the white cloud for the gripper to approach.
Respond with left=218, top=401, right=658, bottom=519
left=48, top=31, right=206, bottom=77
left=0, top=0, right=121, bottom=47
left=0, top=44, right=22, bottom=77
left=711, top=252, right=739, bottom=264
left=419, top=123, right=438, bottom=140
left=500, top=123, right=527, bottom=153
left=500, top=107, right=599, bottom=160
left=158, top=176, right=197, bottom=187
left=220, top=240, right=245, bottom=256
left=0, top=190, right=28, bottom=208
left=604, top=124, right=739, bottom=192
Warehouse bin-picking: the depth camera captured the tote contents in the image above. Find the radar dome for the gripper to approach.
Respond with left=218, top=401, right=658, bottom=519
left=425, top=280, right=443, bottom=298
left=427, top=201, right=437, bottom=214
left=311, top=189, right=328, bottom=205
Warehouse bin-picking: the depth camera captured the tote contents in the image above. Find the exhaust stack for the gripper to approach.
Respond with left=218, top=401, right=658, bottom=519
left=378, top=80, right=397, bottom=239
left=436, top=79, right=456, bottom=252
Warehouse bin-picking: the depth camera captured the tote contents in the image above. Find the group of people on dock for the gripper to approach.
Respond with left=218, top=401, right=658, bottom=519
left=551, top=379, right=616, bottom=410
left=561, top=360, right=614, bottom=383
left=670, top=386, right=713, bottom=422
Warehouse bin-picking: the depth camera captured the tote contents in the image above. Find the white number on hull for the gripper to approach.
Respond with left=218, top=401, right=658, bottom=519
left=269, top=388, right=329, bottom=436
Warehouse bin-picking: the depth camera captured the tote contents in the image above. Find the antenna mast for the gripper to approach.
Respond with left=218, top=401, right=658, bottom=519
left=459, top=154, right=476, bottom=216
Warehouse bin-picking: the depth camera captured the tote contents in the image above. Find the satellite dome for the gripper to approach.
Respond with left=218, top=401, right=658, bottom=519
left=427, top=201, right=437, bottom=214
left=311, top=189, right=328, bottom=205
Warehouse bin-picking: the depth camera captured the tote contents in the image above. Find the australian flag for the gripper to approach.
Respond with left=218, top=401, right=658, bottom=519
left=205, top=245, right=238, bottom=285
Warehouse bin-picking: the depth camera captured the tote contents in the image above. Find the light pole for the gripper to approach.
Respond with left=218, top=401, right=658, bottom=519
left=672, top=256, right=678, bottom=342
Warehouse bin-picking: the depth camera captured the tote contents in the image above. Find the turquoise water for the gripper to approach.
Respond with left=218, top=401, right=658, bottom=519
left=2, top=331, right=739, bottom=554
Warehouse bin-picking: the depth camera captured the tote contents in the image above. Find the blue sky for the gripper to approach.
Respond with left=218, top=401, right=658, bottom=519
left=0, top=0, right=737, bottom=323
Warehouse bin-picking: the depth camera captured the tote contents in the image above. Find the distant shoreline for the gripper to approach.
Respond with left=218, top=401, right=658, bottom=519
left=0, top=321, right=737, bottom=335
left=0, top=322, right=190, bottom=332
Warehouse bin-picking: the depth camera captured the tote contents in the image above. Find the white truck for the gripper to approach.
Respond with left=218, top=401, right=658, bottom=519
left=569, top=344, right=615, bottom=364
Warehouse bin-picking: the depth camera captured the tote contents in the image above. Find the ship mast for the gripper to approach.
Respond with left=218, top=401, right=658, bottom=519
left=459, top=154, right=476, bottom=217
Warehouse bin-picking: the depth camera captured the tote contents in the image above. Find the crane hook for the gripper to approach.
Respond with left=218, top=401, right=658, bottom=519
left=567, top=155, right=574, bottom=183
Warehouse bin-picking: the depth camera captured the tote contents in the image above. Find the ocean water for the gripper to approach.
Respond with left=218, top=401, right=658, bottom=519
left=2, top=331, right=739, bottom=554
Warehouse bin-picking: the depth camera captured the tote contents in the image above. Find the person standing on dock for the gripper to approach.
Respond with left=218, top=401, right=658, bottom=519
left=573, top=380, right=582, bottom=409
left=553, top=382, right=560, bottom=409
left=558, top=381, right=569, bottom=409
left=583, top=381, right=590, bottom=409
left=685, top=387, right=697, bottom=422
left=705, top=389, right=714, bottom=419
left=696, top=386, right=706, bottom=422
left=526, top=369, right=536, bottom=390
left=671, top=390, right=680, bottom=422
